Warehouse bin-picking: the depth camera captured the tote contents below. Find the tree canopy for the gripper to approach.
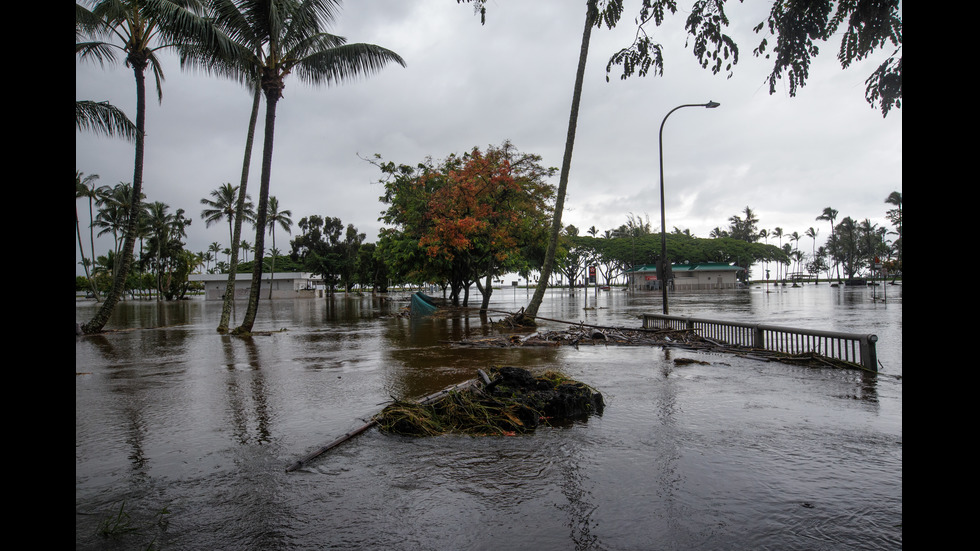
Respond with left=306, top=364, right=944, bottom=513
left=373, top=141, right=557, bottom=306
left=461, top=0, right=902, bottom=117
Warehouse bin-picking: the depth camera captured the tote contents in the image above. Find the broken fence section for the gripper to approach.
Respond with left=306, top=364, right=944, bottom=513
left=642, top=313, right=879, bottom=372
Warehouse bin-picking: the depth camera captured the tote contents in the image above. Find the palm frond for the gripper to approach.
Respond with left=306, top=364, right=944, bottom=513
left=297, top=42, right=406, bottom=86
left=76, top=100, right=140, bottom=141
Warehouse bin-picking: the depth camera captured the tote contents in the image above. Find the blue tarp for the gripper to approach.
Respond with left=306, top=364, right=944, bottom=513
left=410, top=292, right=439, bottom=317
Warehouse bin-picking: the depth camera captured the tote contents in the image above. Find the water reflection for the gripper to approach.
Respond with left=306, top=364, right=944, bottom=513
left=221, top=336, right=271, bottom=445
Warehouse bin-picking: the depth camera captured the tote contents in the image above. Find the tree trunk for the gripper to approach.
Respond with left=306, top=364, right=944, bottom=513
left=76, top=205, right=100, bottom=300
left=86, top=198, right=102, bottom=301
left=219, top=86, right=261, bottom=332
left=478, top=272, right=493, bottom=312
left=525, top=2, right=595, bottom=320
left=235, top=88, right=278, bottom=334
left=268, top=230, right=276, bottom=300
left=82, top=61, right=146, bottom=334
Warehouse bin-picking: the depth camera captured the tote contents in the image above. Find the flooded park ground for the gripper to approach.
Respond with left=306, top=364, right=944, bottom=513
left=76, top=282, right=901, bottom=550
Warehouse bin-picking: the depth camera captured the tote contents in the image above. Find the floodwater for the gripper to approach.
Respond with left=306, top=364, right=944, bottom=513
left=76, top=283, right=901, bottom=550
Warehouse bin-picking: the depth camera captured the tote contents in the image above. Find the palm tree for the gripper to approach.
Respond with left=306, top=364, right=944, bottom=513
left=771, top=227, right=784, bottom=282
left=179, top=0, right=270, bottom=331
left=884, top=191, right=902, bottom=269
left=240, top=240, right=252, bottom=263
left=265, top=196, right=293, bottom=298
left=75, top=7, right=138, bottom=142
left=201, top=183, right=254, bottom=254
left=95, top=182, right=144, bottom=274
left=816, top=207, right=840, bottom=282
left=145, top=201, right=176, bottom=292
left=204, top=0, right=405, bottom=334
left=76, top=171, right=105, bottom=301
left=208, top=241, right=223, bottom=270
left=526, top=1, right=601, bottom=321
left=789, top=231, right=802, bottom=277
left=76, top=0, right=233, bottom=333
left=805, top=227, right=818, bottom=282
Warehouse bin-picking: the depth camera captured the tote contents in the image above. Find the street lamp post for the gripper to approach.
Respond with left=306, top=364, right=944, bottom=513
left=658, top=101, right=720, bottom=315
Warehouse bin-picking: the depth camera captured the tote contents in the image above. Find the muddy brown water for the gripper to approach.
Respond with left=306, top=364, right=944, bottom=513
left=76, top=283, right=901, bottom=550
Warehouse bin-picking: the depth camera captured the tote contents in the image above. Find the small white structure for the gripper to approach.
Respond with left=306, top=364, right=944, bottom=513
left=189, top=272, right=321, bottom=300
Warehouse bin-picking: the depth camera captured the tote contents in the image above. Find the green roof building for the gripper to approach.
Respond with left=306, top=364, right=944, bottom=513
left=628, top=262, right=744, bottom=291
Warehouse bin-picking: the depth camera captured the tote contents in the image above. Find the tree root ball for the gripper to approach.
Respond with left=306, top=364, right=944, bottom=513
left=376, top=367, right=604, bottom=436
left=484, top=367, right=604, bottom=428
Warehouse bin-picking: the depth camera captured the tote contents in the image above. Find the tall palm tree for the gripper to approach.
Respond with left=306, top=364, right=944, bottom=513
left=208, top=241, right=223, bottom=270
left=789, top=231, right=802, bottom=276
left=771, top=227, right=784, bottom=282
left=526, top=0, right=601, bottom=321
left=95, top=182, right=144, bottom=274
left=265, top=196, right=293, bottom=298
left=816, top=207, right=840, bottom=282
left=240, top=240, right=252, bottom=263
left=76, top=0, right=233, bottom=333
left=202, top=0, right=405, bottom=334
left=200, top=182, right=254, bottom=254
left=76, top=172, right=104, bottom=300
left=884, top=191, right=902, bottom=268
left=805, top=227, right=818, bottom=282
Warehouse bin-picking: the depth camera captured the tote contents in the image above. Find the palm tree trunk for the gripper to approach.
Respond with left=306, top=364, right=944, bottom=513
left=76, top=205, right=99, bottom=300
left=82, top=61, right=146, bottom=334
left=236, top=88, right=278, bottom=334
left=268, top=228, right=276, bottom=300
left=525, top=1, right=595, bottom=320
left=218, top=86, right=261, bottom=332
left=86, top=197, right=102, bottom=301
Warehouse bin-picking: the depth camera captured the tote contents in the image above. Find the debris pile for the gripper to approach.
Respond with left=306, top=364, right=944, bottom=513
left=374, top=367, right=604, bottom=437
left=454, top=325, right=704, bottom=348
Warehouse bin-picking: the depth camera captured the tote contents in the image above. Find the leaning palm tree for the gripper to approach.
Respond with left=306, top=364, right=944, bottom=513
left=76, top=0, right=234, bottom=333
left=179, top=1, right=265, bottom=331
left=264, top=196, right=293, bottom=298
left=524, top=1, right=602, bottom=321
left=196, top=0, right=405, bottom=334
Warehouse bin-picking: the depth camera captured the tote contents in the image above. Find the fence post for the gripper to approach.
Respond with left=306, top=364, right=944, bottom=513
left=753, top=324, right=764, bottom=349
left=860, top=334, right=879, bottom=372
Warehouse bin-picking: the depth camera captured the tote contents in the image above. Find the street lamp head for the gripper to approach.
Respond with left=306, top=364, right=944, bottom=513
left=705, top=101, right=720, bottom=108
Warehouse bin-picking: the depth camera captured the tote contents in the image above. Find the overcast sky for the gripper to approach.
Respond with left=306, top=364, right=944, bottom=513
left=75, top=0, right=902, bottom=277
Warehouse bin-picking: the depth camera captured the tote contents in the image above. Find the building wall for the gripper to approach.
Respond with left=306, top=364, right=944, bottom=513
left=630, top=270, right=739, bottom=291
left=199, top=276, right=318, bottom=300
left=673, top=271, right=738, bottom=290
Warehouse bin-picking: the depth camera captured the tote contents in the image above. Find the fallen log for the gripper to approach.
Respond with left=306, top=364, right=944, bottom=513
left=285, top=374, right=487, bottom=472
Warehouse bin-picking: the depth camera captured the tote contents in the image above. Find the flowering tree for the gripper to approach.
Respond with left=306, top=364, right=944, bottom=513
left=376, top=141, right=556, bottom=307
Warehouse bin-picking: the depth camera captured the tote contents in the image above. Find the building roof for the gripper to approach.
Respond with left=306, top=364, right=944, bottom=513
left=188, top=272, right=317, bottom=282
left=629, top=262, right=743, bottom=273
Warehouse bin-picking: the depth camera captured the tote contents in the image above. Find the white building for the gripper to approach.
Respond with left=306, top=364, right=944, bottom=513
left=189, top=272, right=321, bottom=300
